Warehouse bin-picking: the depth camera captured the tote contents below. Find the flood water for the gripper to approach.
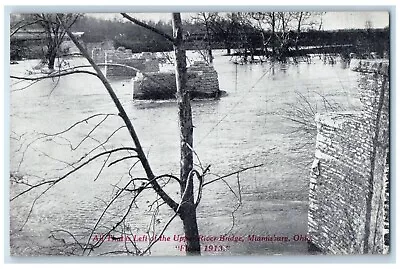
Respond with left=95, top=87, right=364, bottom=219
left=9, top=50, right=362, bottom=256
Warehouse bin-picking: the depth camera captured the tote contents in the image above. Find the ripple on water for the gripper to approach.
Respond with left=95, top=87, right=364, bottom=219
left=10, top=53, right=360, bottom=256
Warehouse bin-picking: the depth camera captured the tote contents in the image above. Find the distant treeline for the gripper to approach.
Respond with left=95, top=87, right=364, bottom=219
left=11, top=14, right=390, bottom=60
left=296, top=28, right=389, bottom=56
left=73, top=15, right=390, bottom=56
left=71, top=16, right=174, bottom=52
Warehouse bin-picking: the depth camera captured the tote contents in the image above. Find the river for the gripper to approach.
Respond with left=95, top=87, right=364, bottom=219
left=9, top=50, right=361, bottom=256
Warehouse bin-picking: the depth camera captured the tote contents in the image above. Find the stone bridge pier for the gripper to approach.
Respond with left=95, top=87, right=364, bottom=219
left=308, top=59, right=389, bottom=254
left=132, top=61, right=221, bottom=99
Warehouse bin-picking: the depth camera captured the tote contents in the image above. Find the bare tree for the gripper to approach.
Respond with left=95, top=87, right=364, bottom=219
left=191, top=12, right=216, bottom=63
left=171, top=13, right=202, bottom=253
left=206, top=13, right=240, bottom=55
left=12, top=13, right=81, bottom=70
left=227, top=12, right=326, bottom=60
left=10, top=14, right=43, bottom=37
left=293, top=12, right=308, bottom=52
left=10, top=12, right=264, bottom=256
left=245, top=12, right=277, bottom=57
left=293, top=12, right=325, bottom=52
left=247, top=12, right=269, bottom=57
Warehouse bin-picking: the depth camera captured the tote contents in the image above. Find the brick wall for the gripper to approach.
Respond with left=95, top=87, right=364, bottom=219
left=132, top=61, right=220, bottom=99
left=308, top=60, right=389, bottom=254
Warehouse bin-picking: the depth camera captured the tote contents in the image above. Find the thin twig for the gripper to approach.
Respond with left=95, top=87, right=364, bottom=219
left=11, top=147, right=137, bottom=201
left=10, top=70, right=100, bottom=81
left=203, top=163, right=265, bottom=187
left=40, top=113, right=117, bottom=137
left=93, top=153, right=111, bottom=182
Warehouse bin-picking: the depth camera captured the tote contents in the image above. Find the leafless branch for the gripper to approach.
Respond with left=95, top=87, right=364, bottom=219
left=10, top=70, right=100, bottom=81
left=107, top=156, right=138, bottom=167
left=11, top=147, right=137, bottom=201
left=74, top=125, right=127, bottom=165
left=203, top=163, right=265, bottom=187
left=10, top=19, right=43, bottom=37
left=86, top=187, right=144, bottom=255
left=42, top=114, right=117, bottom=137
left=30, top=146, right=76, bottom=169
left=50, top=229, right=87, bottom=251
left=140, top=211, right=179, bottom=256
left=225, top=173, right=243, bottom=234
left=70, top=114, right=111, bottom=151
left=19, top=183, right=54, bottom=231
left=83, top=172, right=182, bottom=255
left=11, top=79, right=43, bottom=92
left=16, top=135, right=47, bottom=171
left=14, top=115, right=122, bottom=175
left=83, top=177, right=138, bottom=254
left=120, top=13, right=175, bottom=43
left=60, top=16, right=179, bottom=212
left=93, top=153, right=111, bottom=182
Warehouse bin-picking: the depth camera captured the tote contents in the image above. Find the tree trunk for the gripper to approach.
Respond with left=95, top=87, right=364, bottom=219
left=205, top=19, right=213, bottom=63
left=258, top=21, right=267, bottom=57
left=172, top=13, right=201, bottom=256
left=295, top=12, right=303, bottom=53
left=208, top=49, right=213, bottom=64
left=271, top=12, right=276, bottom=56
left=47, top=52, right=57, bottom=70
left=180, top=193, right=201, bottom=255
left=47, top=43, right=57, bottom=70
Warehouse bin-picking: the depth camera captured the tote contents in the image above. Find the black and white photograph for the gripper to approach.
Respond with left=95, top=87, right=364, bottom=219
left=8, top=9, right=390, bottom=257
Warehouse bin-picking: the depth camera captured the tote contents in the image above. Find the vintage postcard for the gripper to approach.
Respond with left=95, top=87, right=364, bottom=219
left=8, top=10, right=390, bottom=257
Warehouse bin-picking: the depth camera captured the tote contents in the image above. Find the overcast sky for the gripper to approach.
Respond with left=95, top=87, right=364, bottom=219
left=322, top=12, right=389, bottom=30
left=89, top=11, right=389, bottom=30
